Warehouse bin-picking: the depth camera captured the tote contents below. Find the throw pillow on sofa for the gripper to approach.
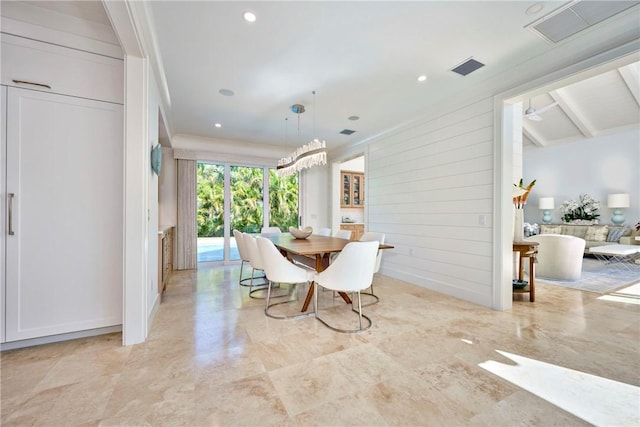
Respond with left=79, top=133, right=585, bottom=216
left=607, top=226, right=629, bottom=242
left=541, top=225, right=562, bottom=234
left=585, top=225, right=609, bottom=242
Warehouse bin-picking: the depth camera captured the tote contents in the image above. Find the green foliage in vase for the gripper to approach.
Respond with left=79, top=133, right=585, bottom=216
left=196, top=163, right=299, bottom=237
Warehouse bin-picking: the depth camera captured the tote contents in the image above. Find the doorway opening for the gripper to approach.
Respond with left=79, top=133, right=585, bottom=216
left=335, top=155, right=365, bottom=240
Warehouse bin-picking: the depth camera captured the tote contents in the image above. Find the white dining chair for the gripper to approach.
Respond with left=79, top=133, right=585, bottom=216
left=329, top=230, right=353, bottom=265
left=261, top=226, right=282, bottom=235
left=334, top=230, right=352, bottom=240
left=242, top=233, right=269, bottom=298
left=256, top=236, right=314, bottom=319
left=317, top=227, right=332, bottom=236
left=233, top=229, right=256, bottom=287
left=359, top=231, right=386, bottom=304
left=313, top=240, right=379, bottom=333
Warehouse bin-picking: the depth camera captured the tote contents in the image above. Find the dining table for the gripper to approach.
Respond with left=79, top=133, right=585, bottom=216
left=263, top=232, right=394, bottom=312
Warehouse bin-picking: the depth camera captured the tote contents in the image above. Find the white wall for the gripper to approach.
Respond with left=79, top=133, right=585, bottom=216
left=368, top=98, right=495, bottom=307
left=147, top=71, right=161, bottom=314
left=300, top=164, right=330, bottom=230
left=524, top=128, right=640, bottom=226
left=341, top=156, right=364, bottom=172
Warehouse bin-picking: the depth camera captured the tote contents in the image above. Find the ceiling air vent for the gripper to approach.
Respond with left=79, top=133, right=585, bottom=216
left=526, top=0, right=639, bottom=44
left=340, top=129, right=356, bottom=135
left=450, top=58, right=485, bottom=76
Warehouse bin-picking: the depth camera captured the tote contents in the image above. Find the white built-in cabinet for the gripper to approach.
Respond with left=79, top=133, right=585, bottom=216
left=1, top=33, right=124, bottom=343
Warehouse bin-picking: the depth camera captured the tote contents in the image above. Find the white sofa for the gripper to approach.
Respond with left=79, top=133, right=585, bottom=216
left=526, top=234, right=586, bottom=281
left=538, top=224, right=639, bottom=253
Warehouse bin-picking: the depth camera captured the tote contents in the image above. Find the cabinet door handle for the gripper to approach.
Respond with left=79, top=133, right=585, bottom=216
left=8, top=193, right=15, bottom=235
left=12, top=80, right=52, bottom=90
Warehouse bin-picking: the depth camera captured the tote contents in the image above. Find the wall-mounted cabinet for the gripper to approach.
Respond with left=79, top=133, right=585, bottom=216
left=341, top=171, right=364, bottom=208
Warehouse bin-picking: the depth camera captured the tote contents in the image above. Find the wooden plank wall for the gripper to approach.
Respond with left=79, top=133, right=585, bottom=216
left=368, top=97, right=495, bottom=307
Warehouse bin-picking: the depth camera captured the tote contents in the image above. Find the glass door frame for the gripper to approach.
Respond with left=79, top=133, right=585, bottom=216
left=198, top=161, right=297, bottom=266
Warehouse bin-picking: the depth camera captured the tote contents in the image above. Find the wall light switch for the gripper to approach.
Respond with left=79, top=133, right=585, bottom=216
left=479, top=215, right=486, bottom=225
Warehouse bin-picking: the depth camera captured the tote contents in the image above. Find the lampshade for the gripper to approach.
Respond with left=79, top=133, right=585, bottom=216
left=607, top=193, right=629, bottom=208
left=538, top=197, right=554, bottom=210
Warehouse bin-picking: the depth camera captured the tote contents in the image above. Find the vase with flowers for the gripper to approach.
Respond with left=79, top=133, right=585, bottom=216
left=513, top=179, right=536, bottom=242
left=560, top=194, right=600, bottom=224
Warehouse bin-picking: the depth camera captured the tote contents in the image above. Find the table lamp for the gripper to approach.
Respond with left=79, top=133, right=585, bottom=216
left=538, top=197, right=554, bottom=224
left=608, top=193, right=629, bottom=225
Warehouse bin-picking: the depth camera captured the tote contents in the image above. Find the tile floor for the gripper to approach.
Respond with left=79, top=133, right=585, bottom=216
left=1, top=265, right=639, bottom=426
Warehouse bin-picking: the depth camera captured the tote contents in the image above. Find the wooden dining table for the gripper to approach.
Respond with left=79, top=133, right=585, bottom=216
left=263, top=233, right=394, bottom=312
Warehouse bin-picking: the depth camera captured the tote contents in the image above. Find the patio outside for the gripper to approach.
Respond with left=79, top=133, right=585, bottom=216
left=197, top=237, right=239, bottom=263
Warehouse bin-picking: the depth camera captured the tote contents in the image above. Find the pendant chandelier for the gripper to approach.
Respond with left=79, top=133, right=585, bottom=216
left=277, top=91, right=327, bottom=177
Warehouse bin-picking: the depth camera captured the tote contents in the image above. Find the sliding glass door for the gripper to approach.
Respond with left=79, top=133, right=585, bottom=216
left=269, top=169, right=299, bottom=230
left=196, top=163, right=225, bottom=262
left=196, top=162, right=298, bottom=264
left=230, top=166, right=264, bottom=235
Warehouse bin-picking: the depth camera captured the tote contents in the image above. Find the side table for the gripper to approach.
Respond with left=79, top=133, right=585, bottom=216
left=513, top=241, right=539, bottom=302
left=589, top=244, right=640, bottom=272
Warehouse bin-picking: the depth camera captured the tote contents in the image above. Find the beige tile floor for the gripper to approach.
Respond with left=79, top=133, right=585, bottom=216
left=1, top=265, right=639, bottom=426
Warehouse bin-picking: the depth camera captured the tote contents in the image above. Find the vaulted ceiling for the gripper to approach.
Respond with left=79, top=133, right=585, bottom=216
left=522, top=61, right=640, bottom=147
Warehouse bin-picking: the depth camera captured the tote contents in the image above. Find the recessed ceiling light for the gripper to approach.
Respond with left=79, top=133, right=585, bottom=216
left=214, top=123, right=222, bottom=128
left=417, top=74, right=427, bottom=82
left=348, top=116, right=360, bottom=121
left=219, top=89, right=234, bottom=96
left=243, top=11, right=257, bottom=23
left=525, top=2, right=544, bottom=15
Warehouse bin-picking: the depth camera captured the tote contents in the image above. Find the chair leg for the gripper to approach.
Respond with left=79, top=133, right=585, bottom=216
left=238, top=260, right=245, bottom=286
left=239, top=260, right=253, bottom=286
left=360, top=282, right=380, bottom=306
left=266, top=279, right=272, bottom=309
left=357, top=291, right=363, bottom=330
left=265, top=281, right=314, bottom=320
left=249, top=268, right=269, bottom=299
left=239, top=260, right=265, bottom=287
left=314, top=286, right=372, bottom=333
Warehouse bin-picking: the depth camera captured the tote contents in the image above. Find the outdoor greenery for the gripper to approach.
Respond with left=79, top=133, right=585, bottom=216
left=196, top=163, right=298, bottom=237
left=268, top=169, right=299, bottom=231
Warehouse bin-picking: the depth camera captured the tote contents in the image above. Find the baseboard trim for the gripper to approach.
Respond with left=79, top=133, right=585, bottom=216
left=0, top=325, right=122, bottom=351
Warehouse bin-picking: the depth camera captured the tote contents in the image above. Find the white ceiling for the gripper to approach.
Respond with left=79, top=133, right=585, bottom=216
left=10, top=1, right=640, bottom=152
left=521, top=61, right=640, bottom=147
left=145, top=1, right=640, bottom=152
